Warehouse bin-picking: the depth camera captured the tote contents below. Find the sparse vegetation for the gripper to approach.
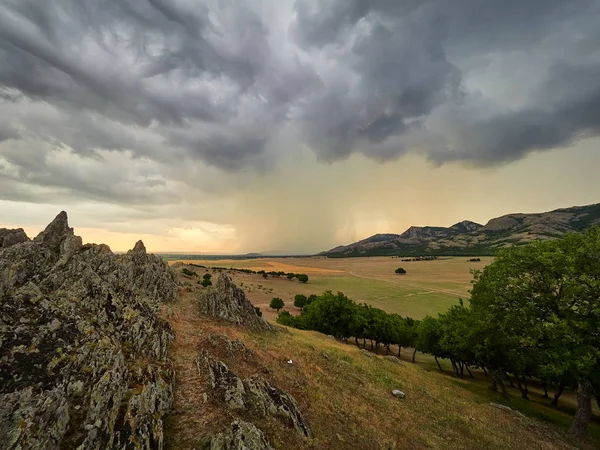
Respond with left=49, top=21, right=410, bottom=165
left=182, top=268, right=197, bottom=277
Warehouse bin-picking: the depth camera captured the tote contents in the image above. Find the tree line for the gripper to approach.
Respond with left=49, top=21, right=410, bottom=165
left=276, top=227, right=600, bottom=438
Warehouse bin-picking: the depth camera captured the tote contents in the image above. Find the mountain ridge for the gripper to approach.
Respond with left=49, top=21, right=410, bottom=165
left=320, top=202, right=600, bottom=257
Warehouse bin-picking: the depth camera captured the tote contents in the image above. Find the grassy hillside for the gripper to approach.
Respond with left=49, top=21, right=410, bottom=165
left=163, top=281, right=600, bottom=449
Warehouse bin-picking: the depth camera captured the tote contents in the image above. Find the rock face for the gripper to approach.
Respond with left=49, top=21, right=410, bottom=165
left=208, top=419, right=274, bottom=450
left=0, top=212, right=178, bottom=450
left=0, top=228, right=29, bottom=249
left=197, top=337, right=311, bottom=438
left=198, top=273, right=272, bottom=330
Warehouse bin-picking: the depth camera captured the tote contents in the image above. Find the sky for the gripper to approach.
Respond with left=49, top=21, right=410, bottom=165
left=0, top=0, right=599, bottom=254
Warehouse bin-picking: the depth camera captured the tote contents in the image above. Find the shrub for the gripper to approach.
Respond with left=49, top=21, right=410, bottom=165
left=395, top=268, right=407, bottom=274
left=269, top=297, right=284, bottom=311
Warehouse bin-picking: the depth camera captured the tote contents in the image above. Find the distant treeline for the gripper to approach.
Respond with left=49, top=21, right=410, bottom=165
left=181, top=264, right=309, bottom=283
left=391, top=256, right=438, bottom=262
left=160, top=254, right=311, bottom=260
left=278, top=227, right=600, bottom=438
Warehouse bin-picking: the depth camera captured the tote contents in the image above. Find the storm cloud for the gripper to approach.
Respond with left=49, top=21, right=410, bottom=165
left=0, top=0, right=599, bottom=251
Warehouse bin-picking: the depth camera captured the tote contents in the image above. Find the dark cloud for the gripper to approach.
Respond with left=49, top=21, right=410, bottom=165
left=0, top=0, right=598, bottom=207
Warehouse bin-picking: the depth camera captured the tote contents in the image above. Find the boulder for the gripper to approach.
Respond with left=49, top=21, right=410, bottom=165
left=392, top=390, right=406, bottom=399
left=198, top=273, right=272, bottom=330
left=0, top=228, right=29, bottom=249
left=244, top=376, right=311, bottom=437
left=197, top=351, right=310, bottom=437
left=0, top=212, right=176, bottom=449
left=360, top=349, right=376, bottom=358
left=384, top=355, right=402, bottom=364
left=209, top=419, right=274, bottom=450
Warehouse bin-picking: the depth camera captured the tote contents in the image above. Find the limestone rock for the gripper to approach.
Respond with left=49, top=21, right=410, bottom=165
left=360, top=349, right=376, bottom=358
left=392, top=390, right=405, bottom=399
left=206, top=333, right=253, bottom=358
left=197, top=351, right=310, bottom=437
left=198, top=273, right=272, bottom=330
left=0, top=212, right=176, bottom=450
left=209, top=419, right=274, bottom=450
left=244, top=376, right=311, bottom=437
left=197, top=350, right=246, bottom=410
left=0, top=228, right=29, bottom=249
left=384, top=355, right=402, bottom=364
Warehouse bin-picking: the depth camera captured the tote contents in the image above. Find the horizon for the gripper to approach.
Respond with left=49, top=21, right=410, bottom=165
left=1, top=1, right=599, bottom=253
left=8, top=199, right=598, bottom=254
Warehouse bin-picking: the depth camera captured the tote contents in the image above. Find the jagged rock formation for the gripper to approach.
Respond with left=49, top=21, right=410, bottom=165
left=208, top=419, right=274, bottom=450
left=197, top=343, right=311, bottom=438
left=0, top=212, right=178, bottom=449
left=198, top=273, right=272, bottom=330
left=0, top=228, right=29, bottom=249
left=321, top=202, right=600, bottom=257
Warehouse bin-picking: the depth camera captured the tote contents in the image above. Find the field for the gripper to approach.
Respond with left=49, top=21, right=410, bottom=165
left=168, top=256, right=492, bottom=321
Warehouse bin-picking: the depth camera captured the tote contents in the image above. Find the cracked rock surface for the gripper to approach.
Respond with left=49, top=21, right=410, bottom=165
left=198, top=273, right=272, bottom=330
left=0, top=212, right=178, bottom=450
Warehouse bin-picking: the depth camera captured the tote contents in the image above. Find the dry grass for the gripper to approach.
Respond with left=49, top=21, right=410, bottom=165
left=163, top=274, right=598, bottom=450
left=167, top=257, right=492, bottom=319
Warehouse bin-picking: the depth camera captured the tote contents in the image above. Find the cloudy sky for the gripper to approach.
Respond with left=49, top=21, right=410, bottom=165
left=1, top=0, right=599, bottom=254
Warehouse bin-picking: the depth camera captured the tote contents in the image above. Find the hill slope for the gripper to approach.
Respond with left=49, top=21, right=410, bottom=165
left=321, top=203, right=600, bottom=257
left=165, top=271, right=599, bottom=449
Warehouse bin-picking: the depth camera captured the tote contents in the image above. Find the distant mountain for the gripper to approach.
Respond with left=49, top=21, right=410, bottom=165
left=320, top=203, right=600, bottom=257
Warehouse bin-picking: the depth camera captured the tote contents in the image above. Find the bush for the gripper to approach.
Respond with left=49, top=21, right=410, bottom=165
left=395, top=268, right=407, bottom=274
left=254, top=306, right=262, bottom=317
left=200, top=278, right=212, bottom=287
left=203, top=273, right=212, bottom=280
left=182, top=268, right=196, bottom=277
left=262, top=273, right=268, bottom=278
left=286, top=273, right=295, bottom=280
left=297, top=274, right=309, bottom=283
left=269, top=297, right=284, bottom=311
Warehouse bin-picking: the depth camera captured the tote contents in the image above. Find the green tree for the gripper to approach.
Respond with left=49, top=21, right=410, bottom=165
left=203, top=273, right=212, bottom=281
left=200, top=278, right=212, bottom=287
left=269, top=297, right=284, bottom=311
left=297, top=274, right=309, bottom=283
left=294, top=294, right=308, bottom=310
left=469, top=227, right=600, bottom=437
left=395, top=267, right=407, bottom=274
left=286, top=273, right=295, bottom=280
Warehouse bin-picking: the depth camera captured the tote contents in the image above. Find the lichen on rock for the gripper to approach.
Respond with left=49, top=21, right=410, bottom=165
left=197, top=273, right=272, bottom=330
left=0, top=211, right=177, bottom=450
left=208, top=419, right=274, bottom=450
left=196, top=344, right=311, bottom=438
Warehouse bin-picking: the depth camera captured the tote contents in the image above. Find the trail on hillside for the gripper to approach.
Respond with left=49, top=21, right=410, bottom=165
left=163, top=290, right=213, bottom=448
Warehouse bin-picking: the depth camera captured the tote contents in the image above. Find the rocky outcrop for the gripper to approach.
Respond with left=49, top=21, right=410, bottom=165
left=208, top=419, right=274, bottom=450
left=198, top=273, right=272, bottom=330
left=0, top=212, right=177, bottom=449
left=0, top=228, right=29, bottom=249
left=196, top=348, right=311, bottom=438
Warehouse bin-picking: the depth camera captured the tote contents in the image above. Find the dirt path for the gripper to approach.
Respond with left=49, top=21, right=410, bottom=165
left=162, top=292, right=214, bottom=448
